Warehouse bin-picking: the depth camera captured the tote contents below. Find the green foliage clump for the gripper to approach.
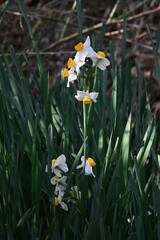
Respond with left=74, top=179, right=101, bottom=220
left=0, top=1, right=160, bottom=239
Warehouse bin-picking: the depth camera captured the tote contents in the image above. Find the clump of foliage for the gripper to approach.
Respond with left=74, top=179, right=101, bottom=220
left=0, top=1, right=160, bottom=239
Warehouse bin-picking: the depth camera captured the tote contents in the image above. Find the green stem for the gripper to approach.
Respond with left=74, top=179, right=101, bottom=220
left=93, top=66, right=98, bottom=91
left=83, top=102, right=87, bottom=160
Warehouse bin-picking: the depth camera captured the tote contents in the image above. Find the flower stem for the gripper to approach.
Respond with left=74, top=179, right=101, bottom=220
left=83, top=102, right=87, bottom=162
left=93, top=66, right=98, bottom=91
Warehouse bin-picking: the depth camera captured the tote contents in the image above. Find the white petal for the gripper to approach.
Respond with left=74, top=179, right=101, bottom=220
left=84, top=36, right=91, bottom=46
left=87, top=47, right=96, bottom=58
left=81, top=156, right=85, bottom=164
left=103, top=58, right=110, bottom=66
left=91, top=56, right=98, bottom=65
left=53, top=168, right=62, bottom=177
left=97, top=59, right=110, bottom=70
left=75, top=50, right=86, bottom=62
left=75, top=60, right=85, bottom=73
left=69, top=69, right=77, bottom=79
left=57, top=154, right=66, bottom=163
left=76, top=163, right=83, bottom=169
left=85, top=164, right=95, bottom=177
left=60, top=164, right=69, bottom=173
left=50, top=177, right=57, bottom=185
left=90, top=92, right=99, bottom=102
left=56, top=155, right=67, bottom=168
left=60, top=201, right=68, bottom=211
left=74, top=51, right=81, bottom=61
left=97, top=61, right=106, bottom=70
left=67, top=69, right=77, bottom=87
left=54, top=188, right=58, bottom=195
left=75, top=91, right=87, bottom=101
left=57, top=184, right=66, bottom=192
left=45, top=165, right=49, bottom=172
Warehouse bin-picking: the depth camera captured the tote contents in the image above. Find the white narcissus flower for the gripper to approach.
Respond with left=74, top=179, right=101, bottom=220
left=51, top=175, right=67, bottom=194
left=75, top=90, right=99, bottom=104
left=62, top=56, right=86, bottom=87
left=74, top=36, right=95, bottom=61
left=64, top=57, right=86, bottom=87
left=67, top=57, right=85, bottom=74
left=67, top=68, right=78, bottom=87
left=77, top=156, right=96, bottom=177
left=54, top=189, right=68, bottom=211
left=91, top=51, right=110, bottom=70
left=63, top=67, right=77, bottom=87
left=45, top=154, right=68, bottom=177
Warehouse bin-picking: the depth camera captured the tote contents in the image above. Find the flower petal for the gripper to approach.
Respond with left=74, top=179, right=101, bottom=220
left=53, top=168, right=62, bottom=177
left=97, top=58, right=110, bottom=70
left=84, top=36, right=91, bottom=46
left=60, top=201, right=68, bottom=211
left=57, top=154, right=66, bottom=163
left=75, top=91, right=87, bottom=101
left=90, top=92, right=99, bottom=102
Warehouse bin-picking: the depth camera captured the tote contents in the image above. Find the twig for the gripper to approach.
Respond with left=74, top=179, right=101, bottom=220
left=43, top=6, right=160, bottom=51
left=1, top=9, right=75, bottom=26
left=105, top=29, right=124, bottom=37
left=116, top=37, right=160, bottom=54
left=0, top=51, right=75, bottom=57
left=107, top=0, right=121, bottom=23
left=116, top=5, right=160, bottom=23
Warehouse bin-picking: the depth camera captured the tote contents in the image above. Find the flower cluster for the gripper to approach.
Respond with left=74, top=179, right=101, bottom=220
left=46, top=154, right=96, bottom=210
left=46, top=36, right=110, bottom=211
left=45, top=154, right=69, bottom=210
left=45, top=154, right=96, bottom=211
left=63, top=36, right=110, bottom=104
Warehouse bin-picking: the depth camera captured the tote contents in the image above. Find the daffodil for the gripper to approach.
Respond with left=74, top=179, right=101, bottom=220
left=62, top=67, right=77, bottom=87
left=68, top=57, right=85, bottom=73
left=77, top=156, right=96, bottom=177
left=75, top=90, right=99, bottom=104
left=63, top=57, right=86, bottom=87
left=45, top=154, right=68, bottom=177
left=74, top=36, right=95, bottom=62
left=51, top=175, right=67, bottom=194
left=91, top=51, right=110, bottom=70
left=54, top=189, right=68, bottom=211
left=67, top=68, right=78, bottom=87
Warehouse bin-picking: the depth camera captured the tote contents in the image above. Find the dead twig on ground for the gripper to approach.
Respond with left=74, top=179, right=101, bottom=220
left=43, top=5, right=160, bottom=51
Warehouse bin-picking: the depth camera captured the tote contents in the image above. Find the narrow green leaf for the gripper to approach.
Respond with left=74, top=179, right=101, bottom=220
left=121, top=113, right=132, bottom=185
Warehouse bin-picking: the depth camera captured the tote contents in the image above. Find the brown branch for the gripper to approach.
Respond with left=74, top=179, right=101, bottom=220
left=1, top=5, right=159, bottom=51
left=127, top=5, right=160, bottom=21
left=43, top=5, right=160, bottom=51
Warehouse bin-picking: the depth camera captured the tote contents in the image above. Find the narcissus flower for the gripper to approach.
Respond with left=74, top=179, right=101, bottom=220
left=62, top=67, right=77, bottom=87
left=54, top=189, right=68, bottom=211
left=45, top=154, right=68, bottom=177
left=91, top=51, right=110, bottom=70
left=51, top=175, right=67, bottom=194
left=74, top=36, right=95, bottom=61
left=64, top=57, right=86, bottom=87
left=67, top=68, right=78, bottom=87
left=75, top=90, right=99, bottom=104
left=77, top=156, right=96, bottom=177
left=67, top=57, right=85, bottom=73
